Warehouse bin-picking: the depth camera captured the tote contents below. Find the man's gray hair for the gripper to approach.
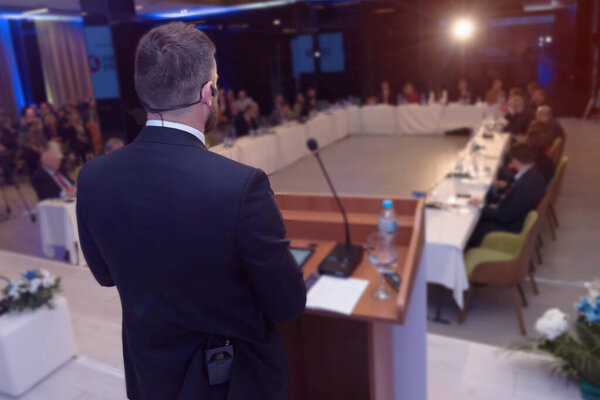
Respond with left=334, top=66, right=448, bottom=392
left=135, top=22, right=216, bottom=110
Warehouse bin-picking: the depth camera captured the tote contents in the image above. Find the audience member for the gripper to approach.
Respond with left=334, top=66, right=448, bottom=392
left=234, top=103, right=259, bottom=137
left=535, top=105, right=565, bottom=144
left=31, top=149, right=75, bottom=201
left=485, top=78, right=506, bottom=105
left=379, top=81, right=393, bottom=105
left=456, top=78, right=472, bottom=104
left=430, top=84, right=448, bottom=104
left=235, top=90, right=253, bottom=114
left=526, top=81, right=538, bottom=104
left=292, top=93, right=306, bottom=120
left=528, top=88, right=549, bottom=113
left=467, top=143, right=546, bottom=247
left=525, top=121, right=555, bottom=184
left=269, top=94, right=290, bottom=126
left=503, top=95, right=534, bottom=137
left=398, top=82, right=421, bottom=104
left=306, top=87, right=317, bottom=115
left=508, top=87, right=526, bottom=99
left=18, top=107, right=47, bottom=177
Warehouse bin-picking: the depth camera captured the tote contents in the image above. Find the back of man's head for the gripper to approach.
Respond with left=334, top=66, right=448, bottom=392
left=509, top=143, right=534, bottom=165
left=536, top=105, right=552, bottom=122
left=135, top=22, right=216, bottom=111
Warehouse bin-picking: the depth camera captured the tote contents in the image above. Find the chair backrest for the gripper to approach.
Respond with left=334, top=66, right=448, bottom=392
left=469, top=211, right=539, bottom=285
left=550, top=137, right=563, bottom=167
left=548, top=156, right=568, bottom=204
left=515, top=211, right=540, bottom=280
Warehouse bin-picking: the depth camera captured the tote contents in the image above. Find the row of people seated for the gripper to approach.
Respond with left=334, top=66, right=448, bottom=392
left=370, top=78, right=549, bottom=109
left=467, top=96, right=565, bottom=248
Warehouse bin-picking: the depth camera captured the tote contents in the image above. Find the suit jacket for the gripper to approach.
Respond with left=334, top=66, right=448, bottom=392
left=481, top=166, right=546, bottom=232
left=76, top=126, right=306, bottom=400
left=502, top=110, right=534, bottom=136
left=31, top=167, right=71, bottom=201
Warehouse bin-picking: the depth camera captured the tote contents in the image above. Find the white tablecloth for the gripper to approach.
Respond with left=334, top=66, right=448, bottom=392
left=232, top=134, right=283, bottom=175
left=306, top=113, right=338, bottom=148
left=274, top=123, right=309, bottom=166
left=359, top=105, right=397, bottom=134
left=395, top=104, right=445, bottom=135
left=424, top=129, right=511, bottom=307
left=38, top=199, right=85, bottom=266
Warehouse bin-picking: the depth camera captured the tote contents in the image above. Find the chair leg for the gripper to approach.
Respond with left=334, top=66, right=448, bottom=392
left=547, top=212, right=556, bottom=240
left=549, top=204, right=559, bottom=228
left=529, top=261, right=539, bottom=295
left=510, top=285, right=527, bottom=336
left=538, top=234, right=544, bottom=248
left=458, top=288, right=472, bottom=324
left=535, top=243, right=543, bottom=265
left=516, top=283, right=528, bottom=307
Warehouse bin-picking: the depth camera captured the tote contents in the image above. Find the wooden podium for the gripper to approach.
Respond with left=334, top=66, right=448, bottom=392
left=276, top=193, right=426, bottom=400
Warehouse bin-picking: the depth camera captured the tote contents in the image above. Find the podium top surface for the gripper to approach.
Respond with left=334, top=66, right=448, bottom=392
left=276, top=193, right=425, bottom=325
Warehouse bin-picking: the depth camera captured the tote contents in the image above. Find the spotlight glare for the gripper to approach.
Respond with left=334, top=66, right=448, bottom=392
left=451, top=18, right=475, bottom=41
left=545, top=35, right=552, bottom=43
left=273, top=19, right=281, bottom=25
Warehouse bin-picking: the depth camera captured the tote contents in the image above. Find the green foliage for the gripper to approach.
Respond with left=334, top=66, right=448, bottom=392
left=1, top=269, right=61, bottom=314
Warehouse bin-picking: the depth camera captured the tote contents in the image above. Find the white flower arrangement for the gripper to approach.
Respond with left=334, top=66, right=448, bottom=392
left=535, top=308, right=569, bottom=341
left=1, top=269, right=61, bottom=314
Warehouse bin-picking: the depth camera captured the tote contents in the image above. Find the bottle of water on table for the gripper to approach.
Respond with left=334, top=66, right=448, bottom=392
left=378, top=199, right=398, bottom=237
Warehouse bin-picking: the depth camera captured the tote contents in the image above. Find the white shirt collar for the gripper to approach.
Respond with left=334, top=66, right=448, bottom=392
left=146, top=120, right=205, bottom=146
left=514, top=165, right=532, bottom=181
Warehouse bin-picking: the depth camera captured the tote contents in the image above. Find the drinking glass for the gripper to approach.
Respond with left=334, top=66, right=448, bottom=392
left=366, top=232, right=398, bottom=300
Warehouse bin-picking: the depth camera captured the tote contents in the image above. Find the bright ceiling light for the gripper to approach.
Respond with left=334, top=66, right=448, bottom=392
left=451, top=18, right=475, bottom=41
left=273, top=19, right=281, bottom=25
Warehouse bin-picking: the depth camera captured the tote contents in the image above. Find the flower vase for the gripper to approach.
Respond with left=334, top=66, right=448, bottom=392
left=581, top=380, right=600, bottom=400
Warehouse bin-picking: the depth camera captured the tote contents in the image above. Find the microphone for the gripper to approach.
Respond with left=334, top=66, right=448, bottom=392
left=306, top=138, right=363, bottom=278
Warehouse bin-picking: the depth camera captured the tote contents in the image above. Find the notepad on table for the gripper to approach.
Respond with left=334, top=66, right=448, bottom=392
left=306, top=276, right=370, bottom=316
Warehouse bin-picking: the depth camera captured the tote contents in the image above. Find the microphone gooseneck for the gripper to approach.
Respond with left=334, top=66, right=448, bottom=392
left=306, top=139, right=351, bottom=245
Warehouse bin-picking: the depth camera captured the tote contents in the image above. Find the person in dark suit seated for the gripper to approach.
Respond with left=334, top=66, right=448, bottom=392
left=525, top=122, right=555, bottom=185
left=467, top=143, right=546, bottom=248
left=378, top=81, right=394, bottom=105
left=31, top=149, right=76, bottom=201
left=76, top=23, right=306, bottom=400
left=455, top=78, right=472, bottom=104
left=535, top=105, right=565, bottom=144
left=502, top=95, right=534, bottom=138
left=233, top=103, right=259, bottom=137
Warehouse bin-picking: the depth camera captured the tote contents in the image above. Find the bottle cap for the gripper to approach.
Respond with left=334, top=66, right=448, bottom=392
left=382, top=199, right=393, bottom=209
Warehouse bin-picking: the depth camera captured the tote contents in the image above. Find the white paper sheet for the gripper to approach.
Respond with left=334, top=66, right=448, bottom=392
left=306, top=276, right=370, bottom=315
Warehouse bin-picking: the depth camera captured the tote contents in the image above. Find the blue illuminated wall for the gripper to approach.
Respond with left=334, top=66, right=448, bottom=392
left=0, top=19, right=25, bottom=114
left=318, top=33, right=345, bottom=73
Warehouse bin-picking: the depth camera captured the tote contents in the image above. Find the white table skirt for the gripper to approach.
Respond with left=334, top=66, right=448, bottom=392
left=359, top=105, right=397, bottom=134
left=395, top=104, right=445, bottom=135
left=274, top=123, right=310, bottom=167
left=306, top=114, right=338, bottom=148
left=423, top=130, right=511, bottom=307
left=38, top=199, right=85, bottom=266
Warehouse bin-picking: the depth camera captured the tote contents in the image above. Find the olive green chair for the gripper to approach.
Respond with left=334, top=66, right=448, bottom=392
left=549, top=137, right=564, bottom=167
left=460, top=211, right=539, bottom=335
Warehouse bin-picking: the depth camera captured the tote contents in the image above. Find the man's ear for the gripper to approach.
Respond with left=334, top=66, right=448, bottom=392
left=202, top=83, right=213, bottom=106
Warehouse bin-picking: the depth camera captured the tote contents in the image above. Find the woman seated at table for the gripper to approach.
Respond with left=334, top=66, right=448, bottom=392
left=397, top=82, right=421, bottom=104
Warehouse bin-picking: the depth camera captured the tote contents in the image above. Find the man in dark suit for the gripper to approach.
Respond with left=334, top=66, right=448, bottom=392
left=76, top=23, right=306, bottom=400
left=467, top=143, right=546, bottom=248
left=378, top=81, right=394, bottom=105
left=503, top=95, right=534, bottom=138
left=31, top=149, right=75, bottom=201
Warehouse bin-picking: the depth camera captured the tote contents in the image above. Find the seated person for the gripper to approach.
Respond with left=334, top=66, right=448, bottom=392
left=508, top=87, right=526, bottom=99
left=430, top=84, right=448, bottom=104
left=535, top=105, right=565, bottom=144
left=397, top=82, right=421, bottom=104
left=233, top=103, right=259, bottom=137
left=269, top=94, right=289, bottom=126
left=31, top=149, right=76, bottom=201
left=528, top=88, right=549, bottom=113
left=502, top=95, right=534, bottom=138
left=485, top=78, right=506, bottom=106
left=379, top=81, right=393, bottom=105
left=456, top=78, right=472, bottom=104
left=292, top=93, right=306, bottom=120
left=525, top=122, right=555, bottom=184
left=467, top=143, right=546, bottom=248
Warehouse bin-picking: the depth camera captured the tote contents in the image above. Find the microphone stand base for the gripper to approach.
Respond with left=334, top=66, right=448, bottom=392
left=317, top=242, right=364, bottom=278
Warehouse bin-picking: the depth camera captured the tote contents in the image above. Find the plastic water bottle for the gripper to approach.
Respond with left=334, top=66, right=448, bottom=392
left=378, top=199, right=398, bottom=236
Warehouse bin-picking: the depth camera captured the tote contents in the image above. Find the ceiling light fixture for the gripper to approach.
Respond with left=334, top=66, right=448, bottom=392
left=22, top=7, right=49, bottom=15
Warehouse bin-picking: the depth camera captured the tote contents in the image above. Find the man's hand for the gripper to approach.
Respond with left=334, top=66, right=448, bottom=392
left=495, top=180, right=509, bottom=189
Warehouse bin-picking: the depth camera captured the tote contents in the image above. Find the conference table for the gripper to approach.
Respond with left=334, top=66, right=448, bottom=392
left=209, top=104, right=507, bottom=310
